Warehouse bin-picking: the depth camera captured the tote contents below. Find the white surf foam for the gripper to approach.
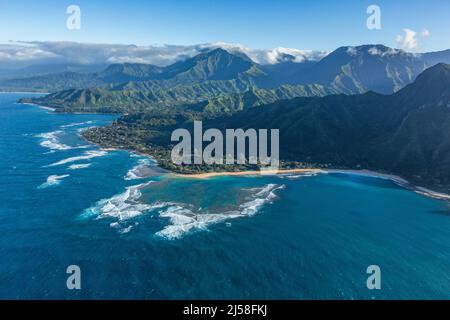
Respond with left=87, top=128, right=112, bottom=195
left=46, top=150, right=107, bottom=167
left=156, top=205, right=241, bottom=240
left=119, top=224, right=135, bottom=234
left=279, top=172, right=322, bottom=180
left=156, top=183, right=285, bottom=240
left=124, top=158, right=153, bottom=180
left=36, top=131, right=72, bottom=151
left=60, top=121, right=94, bottom=128
left=38, top=174, right=70, bottom=189
left=39, top=106, right=56, bottom=112
left=36, top=130, right=88, bottom=151
left=68, top=163, right=91, bottom=170
left=83, top=182, right=285, bottom=240
left=21, top=102, right=55, bottom=112
left=82, top=181, right=154, bottom=221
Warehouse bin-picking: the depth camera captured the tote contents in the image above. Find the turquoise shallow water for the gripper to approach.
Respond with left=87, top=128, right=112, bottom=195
left=1, top=93, right=450, bottom=299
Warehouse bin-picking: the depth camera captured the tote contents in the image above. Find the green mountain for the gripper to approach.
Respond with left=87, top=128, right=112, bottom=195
left=22, top=80, right=335, bottom=114
left=9, top=45, right=450, bottom=96
left=17, top=49, right=270, bottom=110
left=15, top=46, right=425, bottom=112
left=212, top=63, right=450, bottom=188
left=161, top=48, right=263, bottom=82
left=0, top=72, right=103, bottom=92
left=95, top=63, right=165, bottom=83
left=0, top=63, right=165, bottom=92
left=0, top=63, right=106, bottom=80
left=5, top=48, right=268, bottom=92
left=83, top=63, right=450, bottom=190
left=291, top=45, right=428, bottom=94
left=20, top=49, right=331, bottom=113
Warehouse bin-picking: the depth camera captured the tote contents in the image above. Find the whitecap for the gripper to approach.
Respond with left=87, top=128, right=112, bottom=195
left=38, top=174, right=70, bottom=189
left=60, top=121, right=94, bottom=128
left=155, top=204, right=242, bottom=240
left=124, top=158, right=153, bottom=180
left=82, top=181, right=154, bottom=221
left=156, top=183, right=285, bottom=240
left=46, top=150, right=107, bottom=167
left=36, top=131, right=72, bottom=151
left=280, top=172, right=322, bottom=180
left=83, top=182, right=285, bottom=240
left=119, top=224, right=137, bottom=234
left=68, top=163, right=91, bottom=170
left=76, top=126, right=99, bottom=136
left=36, top=130, right=88, bottom=151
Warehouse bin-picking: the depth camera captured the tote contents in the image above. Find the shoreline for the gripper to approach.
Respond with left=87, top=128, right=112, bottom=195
left=18, top=98, right=450, bottom=202
left=175, top=168, right=450, bottom=201
left=174, top=168, right=325, bottom=179
left=16, top=99, right=122, bottom=116
left=325, top=169, right=450, bottom=200
left=19, top=102, right=56, bottom=112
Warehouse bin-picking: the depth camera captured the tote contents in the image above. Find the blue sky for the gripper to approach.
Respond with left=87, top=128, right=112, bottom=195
left=0, top=0, right=448, bottom=52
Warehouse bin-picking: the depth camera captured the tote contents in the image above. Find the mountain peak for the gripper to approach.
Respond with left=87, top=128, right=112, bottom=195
left=163, top=46, right=256, bottom=81
left=408, top=62, right=450, bottom=88
left=97, top=63, right=164, bottom=82
left=396, top=63, right=450, bottom=103
left=339, top=44, right=407, bottom=57
left=416, top=62, right=450, bottom=78
left=201, top=47, right=253, bottom=63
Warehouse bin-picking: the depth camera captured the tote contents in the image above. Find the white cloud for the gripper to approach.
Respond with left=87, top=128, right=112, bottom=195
left=396, top=28, right=430, bottom=51
left=368, top=47, right=382, bottom=56
left=0, top=42, right=59, bottom=63
left=396, top=28, right=419, bottom=50
left=346, top=47, right=358, bottom=56
left=202, top=42, right=328, bottom=64
left=367, top=46, right=402, bottom=56
left=422, top=29, right=430, bottom=37
left=0, top=41, right=327, bottom=68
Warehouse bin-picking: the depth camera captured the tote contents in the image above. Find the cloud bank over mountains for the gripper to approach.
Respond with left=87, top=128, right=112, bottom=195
left=0, top=39, right=438, bottom=70
left=0, top=41, right=328, bottom=69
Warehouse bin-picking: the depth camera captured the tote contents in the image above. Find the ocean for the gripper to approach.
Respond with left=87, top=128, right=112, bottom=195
left=1, top=92, right=450, bottom=299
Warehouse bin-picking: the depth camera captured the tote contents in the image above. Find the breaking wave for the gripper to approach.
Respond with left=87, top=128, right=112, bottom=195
left=36, top=130, right=88, bottom=151
left=60, top=121, right=94, bottom=128
left=155, top=204, right=241, bottom=240
left=36, top=131, right=72, bottom=151
left=38, top=174, right=70, bottom=189
left=68, top=163, right=91, bottom=170
left=82, top=181, right=285, bottom=239
left=156, top=183, right=285, bottom=240
left=279, top=172, right=323, bottom=180
left=82, top=181, right=155, bottom=222
left=46, top=150, right=107, bottom=167
left=124, top=158, right=153, bottom=180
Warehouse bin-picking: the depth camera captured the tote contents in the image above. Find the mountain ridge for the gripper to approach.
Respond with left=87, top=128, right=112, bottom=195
left=81, top=63, right=450, bottom=190
left=17, top=45, right=450, bottom=113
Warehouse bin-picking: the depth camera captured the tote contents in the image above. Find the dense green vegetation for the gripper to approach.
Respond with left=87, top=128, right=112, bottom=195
left=20, top=82, right=336, bottom=114
left=83, top=64, right=450, bottom=190
left=14, top=45, right=450, bottom=109
left=9, top=46, right=450, bottom=189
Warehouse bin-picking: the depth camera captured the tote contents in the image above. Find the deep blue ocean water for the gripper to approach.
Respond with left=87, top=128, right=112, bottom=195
left=1, top=92, right=450, bottom=299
